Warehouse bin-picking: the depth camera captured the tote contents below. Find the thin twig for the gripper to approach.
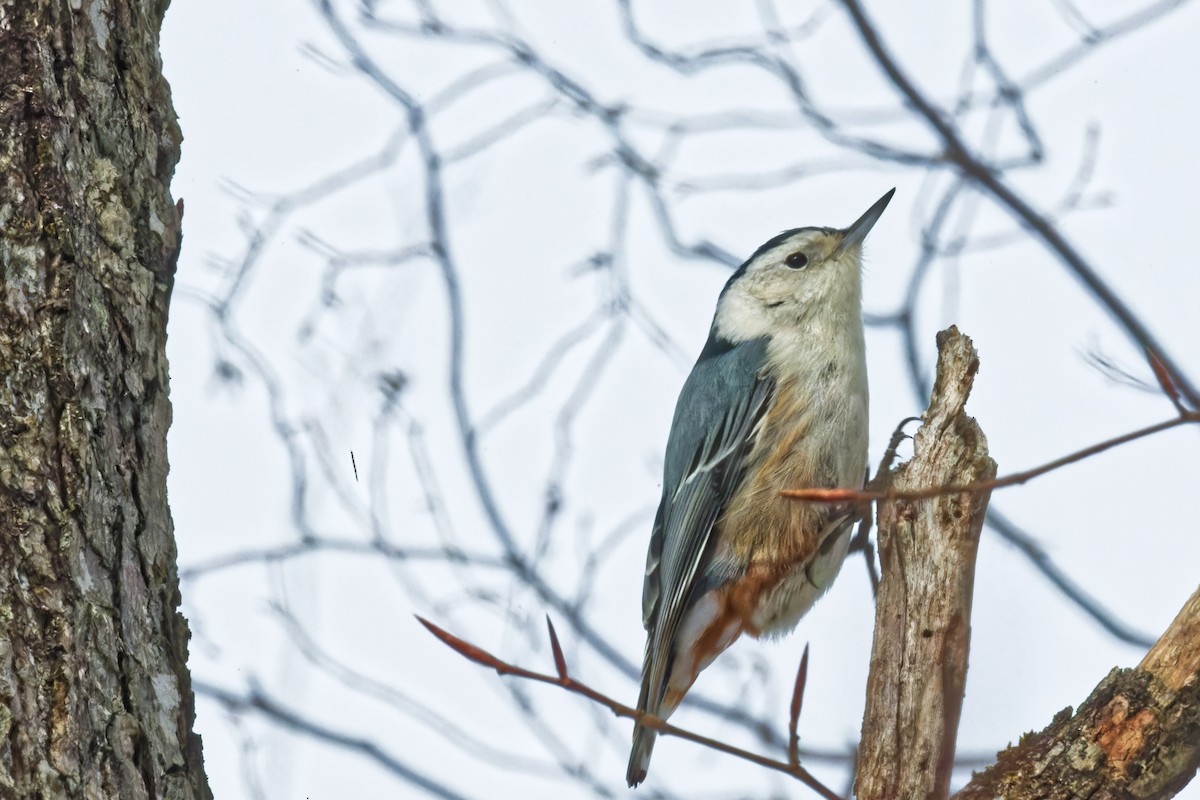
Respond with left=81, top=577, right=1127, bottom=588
left=416, top=616, right=842, bottom=800
left=847, top=415, right=920, bottom=596
left=196, top=679, right=476, bottom=800
left=783, top=413, right=1194, bottom=504
left=839, top=0, right=1200, bottom=408
left=788, top=645, right=810, bottom=768
left=1147, top=346, right=1191, bottom=415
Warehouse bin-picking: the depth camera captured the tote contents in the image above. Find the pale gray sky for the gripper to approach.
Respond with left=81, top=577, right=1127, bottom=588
left=162, top=2, right=1200, bottom=797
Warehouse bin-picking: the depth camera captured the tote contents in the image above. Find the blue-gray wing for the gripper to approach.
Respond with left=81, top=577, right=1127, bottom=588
left=638, top=337, right=772, bottom=705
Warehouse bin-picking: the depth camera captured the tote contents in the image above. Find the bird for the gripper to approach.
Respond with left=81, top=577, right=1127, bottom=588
left=627, top=190, right=894, bottom=787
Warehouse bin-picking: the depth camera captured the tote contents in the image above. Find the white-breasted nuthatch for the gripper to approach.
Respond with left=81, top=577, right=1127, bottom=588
left=628, top=190, right=894, bottom=787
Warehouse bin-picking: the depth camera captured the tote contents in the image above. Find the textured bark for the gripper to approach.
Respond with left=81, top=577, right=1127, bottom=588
left=955, top=587, right=1200, bottom=800
left=856, top=327, right=997, bottom=800
left=0, top=1, right=210, bottom=798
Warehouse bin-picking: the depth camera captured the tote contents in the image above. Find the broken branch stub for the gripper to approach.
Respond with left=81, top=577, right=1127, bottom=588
left=856, top=326, right=997, bottom=800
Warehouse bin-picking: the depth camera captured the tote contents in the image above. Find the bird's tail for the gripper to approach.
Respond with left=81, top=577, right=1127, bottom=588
left=626, top=723, right=656, bottom=788
left=627, top=641, right=661, bottom=788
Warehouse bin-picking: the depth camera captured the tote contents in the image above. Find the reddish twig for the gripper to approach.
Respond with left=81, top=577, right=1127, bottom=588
left=783, top=412, right=1196, bottom=505
left=788, top=645, right=810, bottom=768
left=1147, top=346, right=1191, bottom=415
left=545, top=615, right=568, bottom=679
left=416, top=616, right=842, bottom=800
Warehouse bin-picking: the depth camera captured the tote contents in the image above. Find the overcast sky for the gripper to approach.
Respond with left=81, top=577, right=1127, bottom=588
left=161, top=2, right=1200, bottom=798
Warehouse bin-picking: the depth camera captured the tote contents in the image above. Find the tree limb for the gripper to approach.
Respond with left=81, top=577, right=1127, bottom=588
left=856, top=327, right=998, bottom=800
left=954, top=586, right=1200, bottom=799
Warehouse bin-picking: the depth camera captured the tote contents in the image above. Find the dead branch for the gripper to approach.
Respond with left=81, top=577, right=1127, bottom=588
left=954, top=586, right=1200, bottom=799
left=856, top=327, right=997, bottom=800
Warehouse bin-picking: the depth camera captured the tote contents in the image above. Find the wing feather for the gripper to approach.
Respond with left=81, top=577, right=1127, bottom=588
left=638, top=338, right=773, bottom=715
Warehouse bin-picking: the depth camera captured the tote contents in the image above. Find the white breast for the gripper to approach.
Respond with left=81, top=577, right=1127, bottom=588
left=747, top=320, right=868, bottom=634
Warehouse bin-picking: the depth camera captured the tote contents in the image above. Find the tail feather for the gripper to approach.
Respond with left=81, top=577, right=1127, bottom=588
left=627, top=724, right=656, bottom=787
left=628, top=641, right=660, bottom=788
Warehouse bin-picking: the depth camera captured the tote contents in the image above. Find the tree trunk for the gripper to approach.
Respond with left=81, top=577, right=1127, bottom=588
left=0, top=1, right=210, bottom=798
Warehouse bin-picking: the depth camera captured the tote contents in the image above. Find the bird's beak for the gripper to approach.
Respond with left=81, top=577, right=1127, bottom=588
left=835, top=188, right=895, bottom=256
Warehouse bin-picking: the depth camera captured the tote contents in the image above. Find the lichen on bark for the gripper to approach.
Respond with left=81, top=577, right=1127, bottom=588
left=956, top=589, right=1200, bottom=799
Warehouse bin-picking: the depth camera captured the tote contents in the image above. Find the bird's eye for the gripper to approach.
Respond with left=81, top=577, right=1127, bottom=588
left=784, top=252, right=808, bottom=269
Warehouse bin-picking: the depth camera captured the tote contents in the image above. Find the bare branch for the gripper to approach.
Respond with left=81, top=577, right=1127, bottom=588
left=857, top=327, right=997, bottom=800
left=984, top=510, right=1155, bottom=649
left=955, top=586, right=1200, bottom=798
left=195, top=680, right=478, bottom=800
left=179, top=539, right=505, bottom=582
left=838, top=0, right=1200, bottom=407
left=176, top=1, right=1199, bottom=794
left=416, top=616, right=843, bottom=800
left=782, top=412, right=1195, bottom=505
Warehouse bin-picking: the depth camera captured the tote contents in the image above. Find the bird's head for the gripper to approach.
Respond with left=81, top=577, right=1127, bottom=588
left=711, top=189, right=894, bottom=344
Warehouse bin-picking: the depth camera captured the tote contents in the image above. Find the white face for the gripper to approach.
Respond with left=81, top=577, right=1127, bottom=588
left=713, top=228, right=865, bottom=343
